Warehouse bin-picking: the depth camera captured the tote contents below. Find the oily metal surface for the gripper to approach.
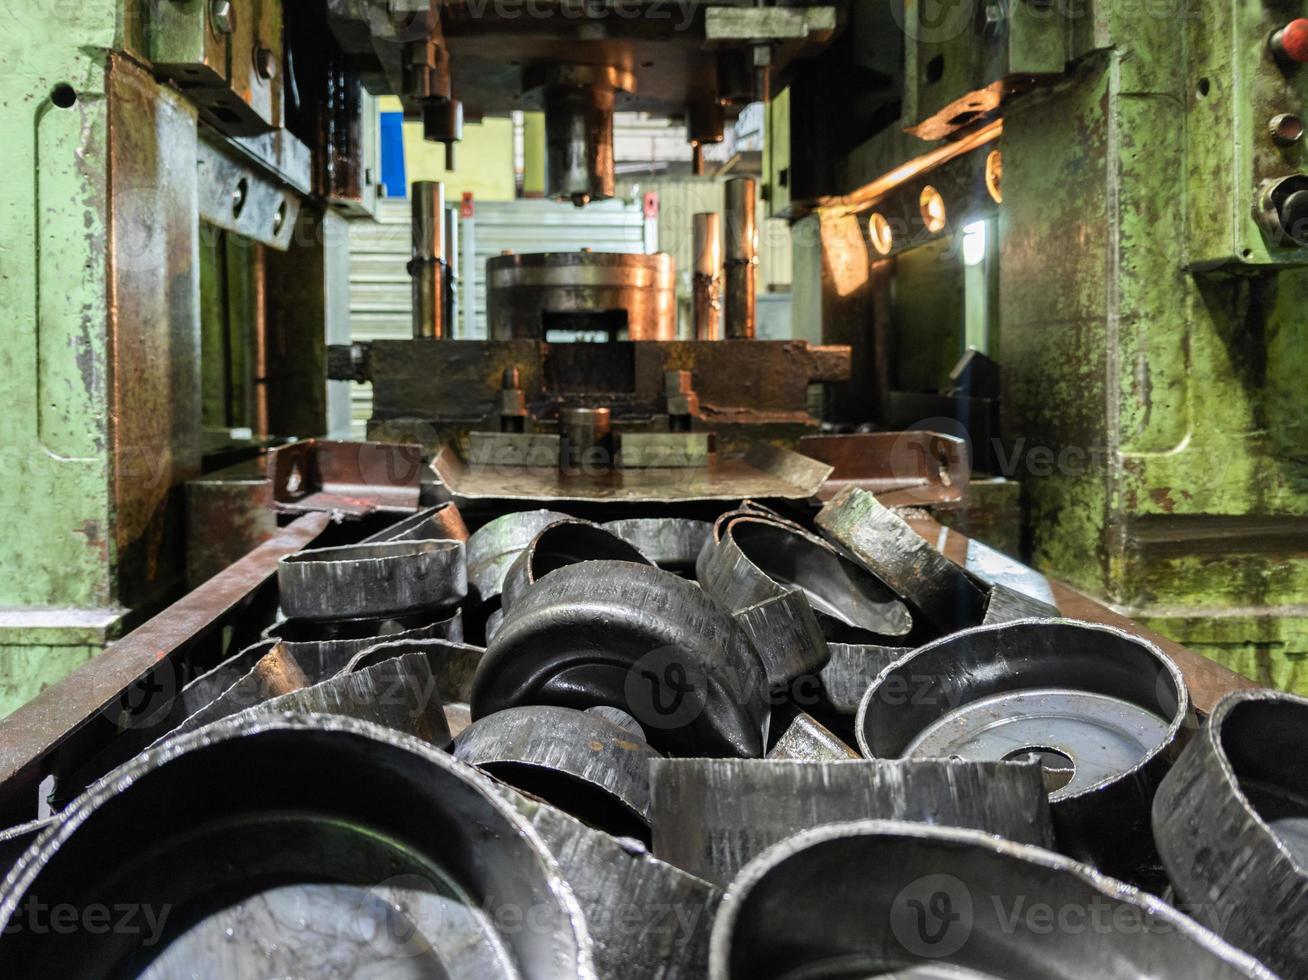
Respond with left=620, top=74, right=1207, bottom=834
left=466, top=509, right=573, bottom=607
left=709, top=821, right=1277, bottom=980
left=1153, top=689, right=1308, bottom=978
left=650, top=759, right=1054, bottom=887
left=434, top=443, right=833, bottom=504
left=362, top=501, right=470, bottom=544
left=858, top=619, right=1189, bottom=877
left=730, top=588, right=832, bottom=690
left=816, top=486, right=987, bottom=632
left=501, top=789, right=720, bottom=980
left=262, top=609, right=465, bottom=677
left=277, top=539, right=467, bottom=621
left=766, top=712, right=859, bottom=762
left=472, top=560, right=770, bottom=758
left=0, top=716, right=593, bottom=979
left=501, top=519, right=654, bottom=615
left=702, top=516, right=911, bottom=642
left=348, top=638, right=486, bottom=705
left=604, top=518, right=711, bottom=575
left=455, top=705, right=661, bottom=839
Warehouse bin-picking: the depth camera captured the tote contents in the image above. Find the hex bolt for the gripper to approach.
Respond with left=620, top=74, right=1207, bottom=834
left=210, top=0, right=235, bottom=35
left=665, top=370, right=698, bottom=432
left=255, top=45, right=277, bottom=81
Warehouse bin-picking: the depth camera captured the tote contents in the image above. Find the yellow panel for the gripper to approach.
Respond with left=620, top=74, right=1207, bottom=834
left=402, top=115, right=516, bottom=201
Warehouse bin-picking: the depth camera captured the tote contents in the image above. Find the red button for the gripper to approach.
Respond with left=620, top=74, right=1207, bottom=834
left=1274, top=18, right=1308, bottom=64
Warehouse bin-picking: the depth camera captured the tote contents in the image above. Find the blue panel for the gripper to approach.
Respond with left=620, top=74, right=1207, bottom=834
left=379, top=111, right=406, bottom=198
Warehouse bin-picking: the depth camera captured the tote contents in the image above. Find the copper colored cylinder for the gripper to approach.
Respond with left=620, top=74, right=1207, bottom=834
left=725, top=177, right=757, bottom=339
left=693, top=212, right=722, bottom=341
left=411, top=181, right=447, bottom=338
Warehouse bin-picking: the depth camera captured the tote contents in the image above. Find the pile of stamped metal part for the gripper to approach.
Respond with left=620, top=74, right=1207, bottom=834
left=1, top=487, right=1305, bottom=979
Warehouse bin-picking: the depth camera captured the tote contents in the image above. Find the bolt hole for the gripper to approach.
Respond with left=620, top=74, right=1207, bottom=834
left=51, top=83, right=77, bottom=109
left=926, top=55, right=945, bottom=84
left=273, top=200, right=287, bottom=235
left=641, top=60, right=654, bottom=68
left=232, top=177, right=248, bottom=219
left=1197, top=77, right=1211, bottom=97
left=1002, top=745, right=1075, bottom=794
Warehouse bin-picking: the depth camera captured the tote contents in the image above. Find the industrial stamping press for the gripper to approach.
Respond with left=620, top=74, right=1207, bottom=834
left=3, top=0, right=1308, bottom=976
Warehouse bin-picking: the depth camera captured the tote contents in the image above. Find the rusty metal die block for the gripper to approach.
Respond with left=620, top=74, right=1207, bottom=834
left=766, top=712, right=859, bottom=761
left=455, top=705, right=662, bottom=840
left=268, top=439, right=424, bottom=517
left=277, top=539, right=467, bottom=621
left=1153, top=689, right=1308, bottom=978
left=983, top=579, right=1062, bottom=624
left=501, top=788, right=721, bottom=980
left=709, top=821, right=1277, bottom=980
left=472, top=561, right=770, bottom=758
left=168, top=651, right=453, bottom=749
left=362, top=501, right=470, bottom=543
left=604, top=518, right=712, bottom=576
left=816, top=486, right=988, bottom=632
left=466, top=509, right=574, bottom=607
left=701, top=515, right=912, bottom=644
left=818, top=643, right=907, bottom=716
left=651, top=759, right=1055, bottom=888
left=858, top=620, right=1192, bottom=878
left=0, top=716, right=594, bottom=979
left=501, top=519, right=655, bottom=615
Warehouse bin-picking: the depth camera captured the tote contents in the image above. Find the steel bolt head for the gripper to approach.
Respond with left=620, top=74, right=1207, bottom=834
left=210, top=0, right=235, bottom=35
left=1270, top=113, right=1305, bottom=147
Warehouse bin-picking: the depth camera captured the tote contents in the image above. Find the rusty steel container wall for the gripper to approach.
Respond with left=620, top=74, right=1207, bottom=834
left=0, top=513, right=331, bottom=827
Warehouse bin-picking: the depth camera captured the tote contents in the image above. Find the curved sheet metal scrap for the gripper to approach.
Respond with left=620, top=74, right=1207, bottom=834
left=501, top=788, right=721, bottom=980
left=277, top=538, right=467, bottom=621
left=709, top=821, right=1277, bottom=980
left=765, top=712, right=859, bottom=762
left=348, top=637, right=485, bottom=705
left=858, top=618, right=1191, bottom=879
left=262, top=608, right=464, bottom=680
left=815, top=485, right=987, bottom=631
left=466, top=508, right=574, bottom=606
left=695, top=503, right=810, bottom=584
left=650, top=758, right=1054, bottom=887
left=1154, top=688, right=1308, bottom=978
left=0, top=715, right=594, bottom=980
left=363, top=500, right=470, bottom=543
left=472, top=560, right=770, bottom=758
left=501, top=519, right=654, bottom=615
left=982, top=579, right=1061, bottom=623
left=455, top=705, right=661, bottom=839
left=817, top=642, right=906, bottom=716
left=729, top=588, right=830, bottom=690
left=604, top=518, right=711, bottom=576
left=161, top=650, right=451, bottom=748
left=701, top=515, right=911, bottom=641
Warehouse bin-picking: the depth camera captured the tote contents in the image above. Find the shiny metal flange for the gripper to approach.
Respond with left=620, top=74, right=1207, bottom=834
left=0, top=715, right=594, bottom=979
left=1153, top=688, right=1308, bottom=978
left=816, top=486, right=988, bottom=632
left=650, top=758, right=1054, bottom=887
left=701, top=515, right=911, bottom=642
left=604, top=518, right=711, bottom=576
left=472, top=560, right=770, bottom=758
left=363, top=501, right=470, bottom=543
left=171, top=650, right=452, bottom=748
left=455, top=705, right=662, bottom=840
left=466, top=508, right=574, bottom=607
left=277, top=539, right=467, bottom=621
left=501, top=519, right=654, bottom=615
left=709, top=821, right=1276, bottom=980
left=857, top=618, right=1191, bottom=877
left=502, top=787, right=720, bottom=980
